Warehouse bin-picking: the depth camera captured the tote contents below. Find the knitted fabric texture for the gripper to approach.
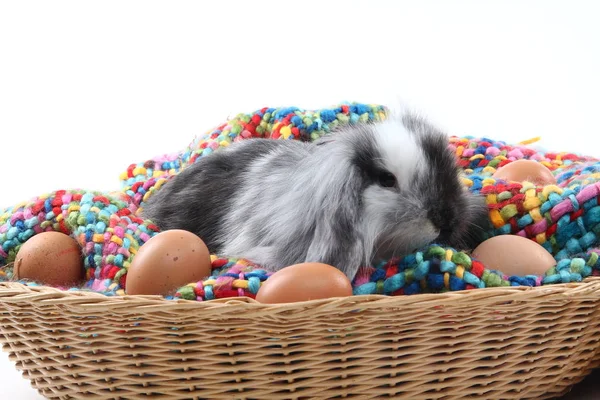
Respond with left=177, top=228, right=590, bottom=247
left=1, top=102, right=600, bottom=301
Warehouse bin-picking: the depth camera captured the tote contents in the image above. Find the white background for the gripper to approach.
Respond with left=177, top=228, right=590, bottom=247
left=1, top=1, right=599, bottom=398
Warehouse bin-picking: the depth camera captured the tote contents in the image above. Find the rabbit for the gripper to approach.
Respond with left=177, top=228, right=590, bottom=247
left=141, top=112, right=491, bottom=281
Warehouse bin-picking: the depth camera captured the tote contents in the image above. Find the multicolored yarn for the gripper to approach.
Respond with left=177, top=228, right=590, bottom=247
left=1, top=102, right=600, bottom=301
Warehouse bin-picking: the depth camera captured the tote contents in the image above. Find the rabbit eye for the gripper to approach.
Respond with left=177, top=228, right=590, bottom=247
left=378, top=171, right=397, bottom=188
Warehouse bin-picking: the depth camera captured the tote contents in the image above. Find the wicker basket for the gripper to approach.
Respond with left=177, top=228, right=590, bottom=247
left=2, top=103, right=600, bottom=398
left=1, top=279, right=600, bottom=400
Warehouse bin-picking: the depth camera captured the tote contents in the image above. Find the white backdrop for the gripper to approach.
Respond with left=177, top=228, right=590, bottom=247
left=1, top=1, right=599, bottom=398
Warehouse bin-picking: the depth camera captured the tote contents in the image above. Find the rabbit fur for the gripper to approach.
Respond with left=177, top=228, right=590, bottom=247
left=141, top=113, right=490, bottom=281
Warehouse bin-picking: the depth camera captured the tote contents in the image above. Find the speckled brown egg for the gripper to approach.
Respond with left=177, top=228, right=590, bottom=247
left=14, top=231, right=85, bottom=287
left=493, top=159, right=556, bottom=185
left=471, top=235, right=556, bottom=276
left=255, top=262, right=353, bottom=304
left=125, top=229, right=212, bottom=295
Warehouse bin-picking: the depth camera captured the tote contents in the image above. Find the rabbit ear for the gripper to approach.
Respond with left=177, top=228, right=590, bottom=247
left=304, top=178, right=367, bottom=281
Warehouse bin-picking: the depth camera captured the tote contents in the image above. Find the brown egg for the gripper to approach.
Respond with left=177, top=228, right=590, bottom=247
left=14, top=231, right=84, bottom=287
left=125, top=229, right=212, bottom=295
left=256, top=262, right=353, bottom=304
left=471, top=235, right=556, bottom=276
left=493, top=159, right=556, bottom=185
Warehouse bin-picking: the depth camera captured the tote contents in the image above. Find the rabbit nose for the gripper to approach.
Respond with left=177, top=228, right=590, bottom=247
left=427, top=210, right=445, bottom=231
left=427, top=210, right=452, bottom=240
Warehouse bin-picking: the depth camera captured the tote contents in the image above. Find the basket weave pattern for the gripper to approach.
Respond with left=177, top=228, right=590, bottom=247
left=2, top=102, right=600, bottom=399
left=1, top=280, right=600, bottom=399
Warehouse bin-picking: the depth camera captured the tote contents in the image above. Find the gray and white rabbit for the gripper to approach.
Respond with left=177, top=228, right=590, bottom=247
left=141, top=113, right=490, bottom=281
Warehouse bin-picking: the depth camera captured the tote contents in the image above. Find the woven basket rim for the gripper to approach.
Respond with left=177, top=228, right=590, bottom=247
left=2, top=280, right=600, bottom=400
left=2, top=278, right=600, bottom=315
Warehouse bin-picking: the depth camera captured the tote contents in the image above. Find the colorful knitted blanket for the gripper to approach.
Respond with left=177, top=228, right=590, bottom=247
left=1, top=102, right=600, bottom=301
